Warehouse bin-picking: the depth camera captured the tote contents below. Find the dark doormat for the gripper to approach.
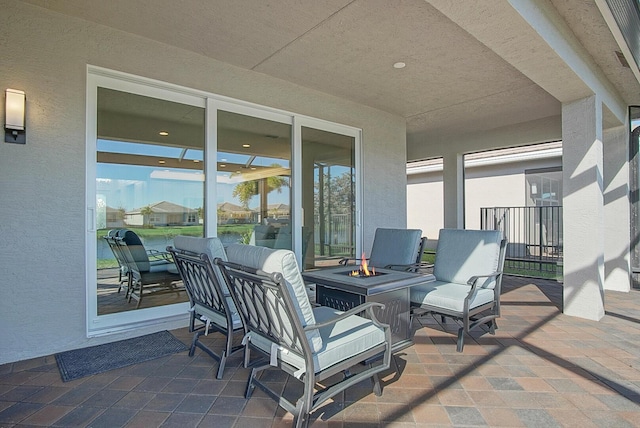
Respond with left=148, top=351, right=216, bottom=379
left=55, top=330, right=188, bottom=382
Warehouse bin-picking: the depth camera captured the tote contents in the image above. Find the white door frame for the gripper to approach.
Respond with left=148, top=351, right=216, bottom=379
left=86, top=65, right=362, bottom=336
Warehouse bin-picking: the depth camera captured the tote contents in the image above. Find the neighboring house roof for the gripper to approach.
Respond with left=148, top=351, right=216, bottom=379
left=127, top=201, right=196, bottom=215
left=217, top=202, right=253, bottom=214
left=105, top=206, right=123, bottom=214
left=267, top=203, right=289, bottom=212
left=407, top=141, right=563, bottom=175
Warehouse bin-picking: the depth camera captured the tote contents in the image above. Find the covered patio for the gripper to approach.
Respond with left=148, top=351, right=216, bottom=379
left=3, top=4, right=640, bottom=428
left=2, top=276, right=639, bottom=427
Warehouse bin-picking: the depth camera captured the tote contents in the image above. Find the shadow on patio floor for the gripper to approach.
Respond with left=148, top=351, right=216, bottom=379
left=1, top=276, right=639, bottom=427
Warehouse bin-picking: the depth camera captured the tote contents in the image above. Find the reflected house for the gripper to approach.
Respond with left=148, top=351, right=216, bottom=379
left=125, top=201, right=198, bottom=227
left=217, top=202, right=254, bottom=224
left=266, top=203, right=290, bottom=222
left=105, top=206, right=126, bottom=229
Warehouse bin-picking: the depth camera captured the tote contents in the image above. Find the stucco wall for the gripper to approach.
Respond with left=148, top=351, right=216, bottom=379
left=407, top=174, right=444, bottom=241
left=0, top=0, right=406, bottom=364
left=407, top=156, right=562, bottom=243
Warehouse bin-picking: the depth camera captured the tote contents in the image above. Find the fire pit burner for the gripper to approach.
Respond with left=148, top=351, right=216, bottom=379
left=343, top=269, right=387, bottom=278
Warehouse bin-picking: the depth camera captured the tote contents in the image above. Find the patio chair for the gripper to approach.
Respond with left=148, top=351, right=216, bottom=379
left=103, top=229, right=130, bottom=293
left=340, top=228, right=426, bottom=272
left=410, top=228, right=507, bottom=352
left=114, top=229, right=182, bottom=308
left=167, top=236, right=243, bottom=379
left=217, top=244, right=392, bottom=428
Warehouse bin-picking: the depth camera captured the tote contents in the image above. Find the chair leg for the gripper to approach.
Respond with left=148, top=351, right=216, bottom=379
left=216, top=350, right=227, bottom=380
left=135, top=285, right=143, bottom=308
left=371, top=372, right=383, bottom=396
left=295, top=377, right=315, bottom=428
left=293, top=401, right=306, bottom=428
left=456, top=327, right=465, bottom=352
left=189, top=332, right=199, bottom=357
left=488, top=319, right=498, bottom=335
left=243, top=345, right=251, bottom=368
left=124, top=277, right=132, bottom=298
left=188, top=311, right=196, bottom=333
left=245, top=367, right=258, bottom=399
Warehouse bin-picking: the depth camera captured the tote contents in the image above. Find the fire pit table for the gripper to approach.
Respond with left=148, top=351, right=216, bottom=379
left=302, top=266, right=435, bottom=352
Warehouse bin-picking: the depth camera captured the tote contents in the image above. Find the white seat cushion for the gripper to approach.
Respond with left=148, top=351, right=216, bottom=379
left=410, top=280, right=495, bottom=313
left=249, top=306, right=386, bottom=374
left=225, top=243, right=323, bottom=352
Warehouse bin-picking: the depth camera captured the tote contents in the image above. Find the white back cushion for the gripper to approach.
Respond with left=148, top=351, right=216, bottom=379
left=369, top=228, right=423, bottom=267
left=433, top=229, right=503, bottom=288
left=225, top=244, right=322, bottom=352
left=173, top=236, right=230, bottom=294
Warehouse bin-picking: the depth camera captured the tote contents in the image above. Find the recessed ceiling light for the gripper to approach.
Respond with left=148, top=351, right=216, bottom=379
left=242, top=144, right=251, bottom=148
left=220, top=164, right=226, bottom=168
left=158, top=160, right=166, bottom=164
left=393, top=62, right=406, bottom=69
left=159, top=131, right=169, bottom=136
left=193, top=159, right=200, bottom=163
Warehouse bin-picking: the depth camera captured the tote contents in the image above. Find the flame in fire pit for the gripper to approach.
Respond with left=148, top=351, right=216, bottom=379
left=349, top=253, right=377, bottom=277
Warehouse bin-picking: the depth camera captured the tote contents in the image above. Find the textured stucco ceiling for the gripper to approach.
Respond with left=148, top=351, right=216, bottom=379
left=21, top=0, right=640, bottom=147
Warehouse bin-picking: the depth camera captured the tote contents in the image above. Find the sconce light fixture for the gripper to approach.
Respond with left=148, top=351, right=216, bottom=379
left=5, top=88, right=26, bottom=144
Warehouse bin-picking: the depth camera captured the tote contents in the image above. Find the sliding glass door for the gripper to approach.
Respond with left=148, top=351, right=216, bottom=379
left=215, top=109, right=292, bottom=250
left=95, top=87, right=205, bottom=316
left=88, top=68, right=361, bottom=335
left=300, top=125, right=358, bottom=269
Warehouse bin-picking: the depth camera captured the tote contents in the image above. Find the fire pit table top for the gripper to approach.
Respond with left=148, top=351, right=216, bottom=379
left=302, top=265, right=435, bottom=296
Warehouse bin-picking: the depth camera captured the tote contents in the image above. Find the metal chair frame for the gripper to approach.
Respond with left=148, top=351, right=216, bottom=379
left=215, top=258, right=392, bottom=428
left=168, top=247, right=243, bottom=379
left=340, top=229, right=427, bottom=272
left=411, top=235, right=508, bottom=352
left=103, top=230, right=130, bottom=294
left=114, top=233, right=182, bottom=308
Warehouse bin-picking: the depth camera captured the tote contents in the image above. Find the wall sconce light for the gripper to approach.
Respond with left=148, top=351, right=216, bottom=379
left=5, top=89, right=26, bottom=144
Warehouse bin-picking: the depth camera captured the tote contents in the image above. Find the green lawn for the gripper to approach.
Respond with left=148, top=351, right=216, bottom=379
left=97, top=225, right=205, bottom=240
left=422, top=251, right=561, bottom=280
left=97, top=224, right=256, bottom=240
left=97, top=224, right=254, bottom=269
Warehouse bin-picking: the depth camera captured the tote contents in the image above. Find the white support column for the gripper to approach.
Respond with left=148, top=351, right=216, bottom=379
left=604, top=124, right=631, bottom=292
left=442, top=152, right=464, bottom=229
left=562, top=95, right=605, bottom=320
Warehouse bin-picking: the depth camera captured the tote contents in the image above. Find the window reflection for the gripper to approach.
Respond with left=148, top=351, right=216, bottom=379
left=96, top=88, right=205, bottom=314
left=216, top=111, right=292, bottom=249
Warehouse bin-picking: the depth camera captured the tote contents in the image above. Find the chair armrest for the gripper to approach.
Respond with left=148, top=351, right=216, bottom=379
left=147, top=249, right=173, bottom=262
left=467, top=271, right=503, bottom=287
left=385, top=262, right=421, bottom=272
left=339, top=257, right=367, bottom=266
left=413, top=262, right=434, bottom=274
left=303, top=302, right=387, bottom=331
left=462, top=271, right=503, bottom=309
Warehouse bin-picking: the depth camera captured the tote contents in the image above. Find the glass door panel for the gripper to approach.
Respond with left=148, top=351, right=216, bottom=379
left=96, top=87, right=205, bottom=315
left=216, top=110, right=292, bottom=248
left=301, top=127, right=356, bottom=269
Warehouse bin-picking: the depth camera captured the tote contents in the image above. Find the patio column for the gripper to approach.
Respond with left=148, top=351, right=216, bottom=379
left=604, top=124, right=631, bottom=291
left=442, top=152, right=464, bottom=229
left=562, top=95, right=605, bottom=320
